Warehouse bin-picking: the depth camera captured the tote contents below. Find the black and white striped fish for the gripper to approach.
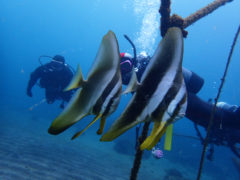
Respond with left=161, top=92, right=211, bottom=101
left=48, top=31, right=122, bottom=140
left=101, top=27, right=187, bottom=150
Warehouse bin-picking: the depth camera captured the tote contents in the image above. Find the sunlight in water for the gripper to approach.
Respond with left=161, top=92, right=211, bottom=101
left=133, top=0, right=160, bottom=55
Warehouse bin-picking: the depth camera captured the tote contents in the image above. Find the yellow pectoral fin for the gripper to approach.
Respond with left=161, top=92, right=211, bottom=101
left=164, top=124, right=173, bottom=151
left=71, top=114, right=102, bottom=140
left=147, top=126, right=166, bottom=150
left=140, top=121, right=165, bottom=150
left=147, top=127, right=167, bottom=150
left=97, top=116, right=106, bottom=135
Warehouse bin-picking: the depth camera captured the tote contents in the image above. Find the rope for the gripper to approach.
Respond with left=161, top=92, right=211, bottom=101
left=159, top=0, right=171, bottom=37
left=130, top=122, right=150, bottom=180
left=197, top=25, right=240, bottom=180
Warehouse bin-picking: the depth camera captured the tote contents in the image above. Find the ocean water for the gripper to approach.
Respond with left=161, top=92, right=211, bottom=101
left=1, top=0, right=240, bottom=179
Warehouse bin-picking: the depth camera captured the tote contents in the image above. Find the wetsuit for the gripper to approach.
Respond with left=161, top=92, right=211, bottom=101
left=120, top=55, right=240, bottom=130
left=27, top=61, right=73, bottom=104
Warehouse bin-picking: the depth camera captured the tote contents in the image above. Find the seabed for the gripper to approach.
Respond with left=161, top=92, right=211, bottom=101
left=0, top=106, right=234, bottom=180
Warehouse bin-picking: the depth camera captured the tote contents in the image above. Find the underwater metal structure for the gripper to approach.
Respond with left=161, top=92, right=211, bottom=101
left=130, top=0, right=237, bottom=180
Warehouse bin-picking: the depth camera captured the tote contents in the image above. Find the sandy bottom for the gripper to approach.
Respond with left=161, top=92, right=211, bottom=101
left=0, top=107, right=237, bottom=180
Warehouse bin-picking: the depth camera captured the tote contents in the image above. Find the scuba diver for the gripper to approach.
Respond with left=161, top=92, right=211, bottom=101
left=121, top=35, right=240, bottom=160
left=26, top=55, right=74, bottom=108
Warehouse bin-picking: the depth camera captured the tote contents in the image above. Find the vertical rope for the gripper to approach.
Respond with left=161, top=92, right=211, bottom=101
left=159, top=0, right=171, bottom=37
left=197, top=25, right=240, bottom=180
left=130, top=122, right=150, bottom=180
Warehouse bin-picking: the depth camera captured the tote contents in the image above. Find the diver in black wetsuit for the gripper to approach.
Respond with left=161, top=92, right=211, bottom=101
left=26, top=55, right=74, bottom=108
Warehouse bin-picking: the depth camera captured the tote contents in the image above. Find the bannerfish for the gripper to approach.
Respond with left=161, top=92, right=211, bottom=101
left=101, top=27, right=187, bottom=150
left=48, top=31, right=122, bottom=139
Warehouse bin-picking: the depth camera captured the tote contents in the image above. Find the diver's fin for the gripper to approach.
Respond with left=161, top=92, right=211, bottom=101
left=164, top=124, right=173, bottom=151
left=122, top=70, right=140, bottom=94
left=140, top=121, right=166, bottom=150
left=71, top=114, right=102, bottom=140
left=65, top=65, right=85, bottom=91
left=97, top=116, right=106, bottom=135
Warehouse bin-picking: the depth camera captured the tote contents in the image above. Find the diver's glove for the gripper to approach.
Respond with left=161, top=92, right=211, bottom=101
left=217, top=102, right=240, bottom=121
left=27, top=88, right=32, bottom=97
left=217, top=102, right=239, bottom=113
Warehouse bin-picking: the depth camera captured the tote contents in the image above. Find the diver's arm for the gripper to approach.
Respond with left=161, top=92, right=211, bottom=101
left=182, top=68, right=204, bottom=94
left=185, top=93, right=213, bottom=127
left=26, top=66, right=44, bottom=97
left=186, top=93, right=240, bottom=130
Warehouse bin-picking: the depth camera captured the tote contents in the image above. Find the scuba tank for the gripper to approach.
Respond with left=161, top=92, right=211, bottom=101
left=38, top=55, right=75, bottom=74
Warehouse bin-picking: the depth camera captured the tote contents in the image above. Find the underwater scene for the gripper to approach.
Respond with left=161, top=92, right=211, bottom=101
left=1, top=0, right=240, bottom=179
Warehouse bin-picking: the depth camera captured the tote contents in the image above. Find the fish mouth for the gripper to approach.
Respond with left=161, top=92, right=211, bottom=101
left=48, top=124, right=72, bottom=135
left=48, top=127, right=59, bottom=135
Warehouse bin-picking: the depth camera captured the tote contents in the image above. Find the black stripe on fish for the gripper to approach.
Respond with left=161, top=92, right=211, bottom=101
left=93, top=72, right=120, bottom=115
left=151, top=70, right=183, bottom=120
left=103, top=85, right=122, bottom=117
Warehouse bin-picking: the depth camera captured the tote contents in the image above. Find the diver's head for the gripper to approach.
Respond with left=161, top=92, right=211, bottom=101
left=52, top=55, right=65, bottom=64
left=137, top=51, right=149, bottom=60
left=139, top=51, right=148, bottom=57
left=120, top=52, right=133, bottom=74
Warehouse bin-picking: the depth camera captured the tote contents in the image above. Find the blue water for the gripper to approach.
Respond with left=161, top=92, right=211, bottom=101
left=1, top=0, right=240, bottom=179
